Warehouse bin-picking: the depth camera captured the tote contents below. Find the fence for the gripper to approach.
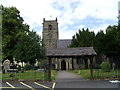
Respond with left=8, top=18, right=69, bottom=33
left=2, top=68, right=49, bottom=81
left=92, top=69, right=120, bottom=80
left=72, top=69, right=120, bottom=80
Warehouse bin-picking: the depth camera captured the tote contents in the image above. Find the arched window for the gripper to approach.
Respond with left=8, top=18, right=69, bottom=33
left=48, top=25, right=52, bottom=30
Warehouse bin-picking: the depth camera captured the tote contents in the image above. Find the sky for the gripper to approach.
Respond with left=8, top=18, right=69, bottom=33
left=1, top=0, right=119, bottom=39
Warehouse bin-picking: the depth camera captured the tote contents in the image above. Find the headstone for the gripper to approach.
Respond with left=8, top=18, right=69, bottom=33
left=112, top=62, right=115, bottom=71
left=36, top=69, right=44, bottom=72
left=88, top=59, right=90, bottom=68
left=3, top=59, right=10, bottom=73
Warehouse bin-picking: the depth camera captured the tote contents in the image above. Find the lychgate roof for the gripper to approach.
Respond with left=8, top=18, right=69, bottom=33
left=46, top=47, right=97, bottom=57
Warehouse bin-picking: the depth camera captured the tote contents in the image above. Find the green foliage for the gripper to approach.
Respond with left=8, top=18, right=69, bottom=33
left=2, top=6, right=46, bottom=65
left=101, top=61, right=111, bottom=72
left=94, top=30, right=106, bottom=54
left=70, top=25, right=120, bottom=57
left=69, top=28, right=95, bottom=47
left=70, top=25, right=120, bottom=68
left=104, top=25, right=119, bottom=57
left=24, top=64, right=32, bottom=70
left=13, top=31, right=44, bottom=65
left=0, top=5, right=2, bottom=63
left=2, top=6, right=29, bottom=62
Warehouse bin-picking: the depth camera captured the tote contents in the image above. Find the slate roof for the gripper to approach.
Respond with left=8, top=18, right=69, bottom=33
left=47, top=47, right=97, bottom=57
left=57, top=39, right=71, bottom=48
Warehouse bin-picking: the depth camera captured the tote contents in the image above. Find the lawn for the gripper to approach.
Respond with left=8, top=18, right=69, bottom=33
left=2, top=70, right=58, bottom=81
left=51, top=70, right=58, bottom=80
left=71, top=69, right=120, bottom=79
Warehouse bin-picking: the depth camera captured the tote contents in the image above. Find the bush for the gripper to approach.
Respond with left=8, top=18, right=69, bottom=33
left=24, top=64, right=32, bottom=70
left=101, top=61, right=111, bottom=72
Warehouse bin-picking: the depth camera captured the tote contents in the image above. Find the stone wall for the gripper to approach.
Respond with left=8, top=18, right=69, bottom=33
left=42, top=18, right=58, bottom=49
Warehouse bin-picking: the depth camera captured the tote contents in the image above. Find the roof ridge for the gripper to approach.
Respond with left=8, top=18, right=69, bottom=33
left=57, top=39, right=71, bottom=40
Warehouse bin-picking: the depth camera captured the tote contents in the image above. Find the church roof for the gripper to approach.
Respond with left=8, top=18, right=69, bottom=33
left=57, top=39, right=71, bottom=48
left=46, top=47, right=97, bottom=57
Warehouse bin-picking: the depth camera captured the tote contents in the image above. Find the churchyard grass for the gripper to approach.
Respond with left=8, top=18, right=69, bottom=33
left=71, top=69, right=120, bottom=79
left=0, top=72, right=1, bottom=81
left=51, top=70, right=57, bottom=80
left=2, top=70, right=57, bottom=81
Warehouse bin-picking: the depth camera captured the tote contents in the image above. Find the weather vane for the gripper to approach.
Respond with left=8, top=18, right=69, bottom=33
left=50, top=15, right=52, bottom=19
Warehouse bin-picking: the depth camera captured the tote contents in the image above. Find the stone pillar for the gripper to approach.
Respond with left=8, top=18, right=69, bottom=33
left=68, top=58, right=70, bottom=70
left=55, top=64, right=57, bottom=69
left=66, top=59, right=68, bottom=70
left=67, top=58, right=70, bottom=70
left=69, top=58, right=72, bottom=70
left=73, top=58, right=77, bottom=69
left=59, top=59, right=61, bottom=70
left=57, top=58, right=59, bottom=70
left=55, top=58, right=58, bottom=70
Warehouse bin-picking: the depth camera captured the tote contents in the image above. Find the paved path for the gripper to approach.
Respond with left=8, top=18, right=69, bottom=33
left=55, top=71, right=85, bottom=82
left=55, top=71, right=119, bottom=89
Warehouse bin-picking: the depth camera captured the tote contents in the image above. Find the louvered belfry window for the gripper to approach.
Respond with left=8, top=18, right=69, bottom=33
left=48, top=25, right=52, bottom=30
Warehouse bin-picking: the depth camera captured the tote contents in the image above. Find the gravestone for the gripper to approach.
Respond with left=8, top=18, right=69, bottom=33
left=3, top=59, right=10, bottom=73
left=112, top=62, right=115, bottom=71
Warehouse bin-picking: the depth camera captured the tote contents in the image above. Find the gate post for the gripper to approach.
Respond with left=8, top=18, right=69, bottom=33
left=89, top=57, right=93, bottom=78
left=48, top=57, right=51, bottom=81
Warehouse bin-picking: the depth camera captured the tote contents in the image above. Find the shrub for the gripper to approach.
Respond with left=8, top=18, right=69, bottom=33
left=101, top=61, right=111, bottom=72
left=24, top=64, right=32, bottom=70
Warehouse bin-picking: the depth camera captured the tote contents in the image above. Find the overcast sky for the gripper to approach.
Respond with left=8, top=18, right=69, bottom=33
left=1, top=0, right=119, bottom=39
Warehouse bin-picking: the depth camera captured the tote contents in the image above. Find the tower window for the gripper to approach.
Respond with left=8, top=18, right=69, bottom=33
left=48, top=25, right=52, bottom=30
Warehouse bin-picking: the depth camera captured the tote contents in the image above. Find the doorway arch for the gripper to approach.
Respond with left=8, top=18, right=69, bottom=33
left=61, top=60, right=66, bottom=70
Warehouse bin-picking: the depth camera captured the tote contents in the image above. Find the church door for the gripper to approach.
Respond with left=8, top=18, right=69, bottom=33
left=61, top=60, right=66, bottom=70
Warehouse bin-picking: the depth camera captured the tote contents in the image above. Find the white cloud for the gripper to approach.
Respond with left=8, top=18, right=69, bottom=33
left=91, top=24, right=109, bottom=34
left=59, top=29, right=77, bottom=39
left=1, top=0, right=119, bottom=39
left=59, top=25, right=85, bottom=39
left=78, top=0, right=118, bottom=20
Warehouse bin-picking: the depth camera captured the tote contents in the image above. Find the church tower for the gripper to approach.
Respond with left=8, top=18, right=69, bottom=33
left=42, top=18, right=59, bottom=49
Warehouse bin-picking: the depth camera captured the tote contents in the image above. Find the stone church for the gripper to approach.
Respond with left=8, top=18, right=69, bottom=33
left=42, top=18, right=97, bottom=70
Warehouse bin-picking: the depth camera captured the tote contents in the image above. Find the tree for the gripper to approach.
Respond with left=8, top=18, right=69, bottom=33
left=2, top=6, right=29, bottom=62
left=105, top=25, right=119, bottom=57
left=69, top=28, right=95, bottom=47
left=13, top=31, right=44, bottom=66
left=2, top=6, right=46, bottom=65
left=69, top=26, right=120, bottom=68
left=0, top=5, right=2, bottom=63
left=104, top=25, right=120, bottom=68
left=94, top=30, right=106, bottom=54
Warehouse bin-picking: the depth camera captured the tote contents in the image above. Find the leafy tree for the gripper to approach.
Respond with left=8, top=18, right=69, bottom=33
left=104, top=25, right=120, bottom=68
left=0, top=5, right=2, bottom=63
left=2, top=6, right=29, bottom=62
left=2, top=6, right=46, bottom=66
left=94, top=30, right=106, bottom=54
left=70, top=26, right=120, bottom=68
left=13, top=31, right=44, bottom=66
left=105, top=25, right=119, bottom=57
left=69, top=28, right=95, bottom=47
